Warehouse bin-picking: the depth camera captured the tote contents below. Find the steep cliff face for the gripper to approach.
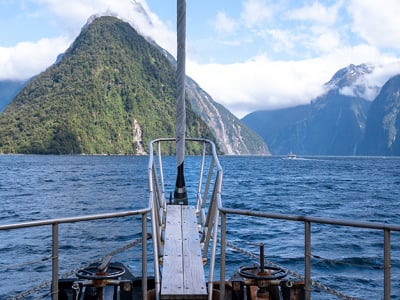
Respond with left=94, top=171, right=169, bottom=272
left=298, top=91, right=370, bottom=155
left=358, top=75, right=400, bottom=155
left=185, top=77, right=269, bottom=155
left=156, top=46, right=269, bottom=155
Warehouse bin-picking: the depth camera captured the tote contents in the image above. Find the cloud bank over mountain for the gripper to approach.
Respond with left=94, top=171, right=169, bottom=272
left=1, top=0, right=400, bottom=118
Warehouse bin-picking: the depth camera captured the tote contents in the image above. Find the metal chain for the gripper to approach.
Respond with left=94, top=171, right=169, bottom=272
left=9, top=235, right=359, bottom=300
left=7, top=280, right=51, bottom=300
left=7, top=237, right=147, bottom=300
left=225, top=240, right=303, bottom=280
left=225, top=240, right=359, bottom=300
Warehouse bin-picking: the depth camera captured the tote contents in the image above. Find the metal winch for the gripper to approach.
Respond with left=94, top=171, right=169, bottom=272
left=230, top=243, right=305, bottom=300
left=59, top=255, right=135, bottom=300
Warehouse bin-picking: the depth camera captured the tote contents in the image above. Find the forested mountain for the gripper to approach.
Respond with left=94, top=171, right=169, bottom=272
left=0, top=16, right=268, bottom=155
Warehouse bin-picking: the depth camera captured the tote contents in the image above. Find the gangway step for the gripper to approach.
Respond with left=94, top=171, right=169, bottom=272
left=161, top=204, right=207, bottom=299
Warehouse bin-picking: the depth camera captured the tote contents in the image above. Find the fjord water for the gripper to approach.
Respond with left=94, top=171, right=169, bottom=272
left=0, top=155, right=399, bottom=299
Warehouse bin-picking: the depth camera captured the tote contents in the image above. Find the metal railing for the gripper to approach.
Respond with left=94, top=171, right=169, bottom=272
left=0, top=137, right=221, bottom=300
left=215, top=204, right=400, bottom=300
left=3, top=140, right=400, bottom=300
left=0, top=208, right=152, bottom=300
left=147, top=138, right=223, bottom=300
left=148, top=138, right=400, bottom=300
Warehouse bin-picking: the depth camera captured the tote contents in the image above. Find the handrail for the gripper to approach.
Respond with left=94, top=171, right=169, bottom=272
left=147, top=138, right=400, bottom=300
left=216, top=201, right=400, bottom=300
left=218, top=207, right=400, bottom=231
left=0, top=208, right=152, bottom=300
left=0, top=209, right=150, bottom=231
left=5, top=141, right=395, bottom=300
left=1, top=137, right=222, bottom=300
left=147, top=137, right=223, bottom=300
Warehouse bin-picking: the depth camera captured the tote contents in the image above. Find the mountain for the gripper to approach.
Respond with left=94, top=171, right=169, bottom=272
left=299, top=91, right=370, bottom=155
left=0, top=16, right=268, bottom=155
left=241, top=104, right=311, bottom=155
left=185, top=77, right=269, bottom=155
left=242, top=64, right=372, bottom=155
left=153, top=44, right=269, bottom=155
left=357, top=75, right=400, bottom=155
left=0, top=80, right=27, bottom=112
left=324, top=63, right=377, bottom=98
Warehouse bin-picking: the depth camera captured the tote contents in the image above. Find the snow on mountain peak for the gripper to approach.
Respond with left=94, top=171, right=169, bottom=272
left=325, top=63, right=400, bottom=101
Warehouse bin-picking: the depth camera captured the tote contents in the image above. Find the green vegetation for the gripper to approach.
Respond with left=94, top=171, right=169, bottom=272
left=0, top=16, right=213, bottom=154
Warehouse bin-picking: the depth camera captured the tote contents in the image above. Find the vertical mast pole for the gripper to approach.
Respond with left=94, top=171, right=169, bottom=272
left=174, top=0, right=188, bottom=204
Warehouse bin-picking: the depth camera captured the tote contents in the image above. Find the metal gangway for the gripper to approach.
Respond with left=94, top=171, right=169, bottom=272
left=148, top=138, right=223, bottom=300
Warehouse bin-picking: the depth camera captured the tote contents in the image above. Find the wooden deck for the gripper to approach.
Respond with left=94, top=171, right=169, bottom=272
left=161, top=205, right=207, bottom=299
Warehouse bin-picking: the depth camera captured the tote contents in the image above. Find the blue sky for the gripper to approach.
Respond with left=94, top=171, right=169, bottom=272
left=1, top=0, right=400, bottom=118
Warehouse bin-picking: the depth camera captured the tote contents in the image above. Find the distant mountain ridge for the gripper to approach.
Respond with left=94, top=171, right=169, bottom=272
left=0, top=16, right=268, bottom=155
left=357, top=75, right=400, bottom=155
left=0, top=80, right=28, bottom=112
left=243, top=64, right=400, bottom=156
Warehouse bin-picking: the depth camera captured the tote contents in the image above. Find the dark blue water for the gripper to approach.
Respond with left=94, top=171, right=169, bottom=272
left=1, top=155, right=399, bottom=299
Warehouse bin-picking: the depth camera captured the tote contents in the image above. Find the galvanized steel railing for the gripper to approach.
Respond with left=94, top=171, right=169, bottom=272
left=148, top=138, right=400, bottom=300
left=147, top=137, right=223, bottom=300
left=0, top=209, right=152, bottom=300
left=0, top=138, right=221, bottom=300
left=3, top=141, right=399, bottom=300
left=215, top=204, right=400, bottom=300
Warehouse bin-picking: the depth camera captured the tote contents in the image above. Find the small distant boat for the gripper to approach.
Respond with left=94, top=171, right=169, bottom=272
left=287, top=152, right=296, bottom=159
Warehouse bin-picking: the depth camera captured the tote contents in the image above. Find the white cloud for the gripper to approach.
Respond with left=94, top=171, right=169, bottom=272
left=266, top=29, right=296, bottom=54
left=187, top=56, right=331, bottom=118
left=187, top=44, right=400, bottom=118
left=315, top=31, right=341, bottom=54
left=1, top=0, right=400, bottom=119
left=348, top=0, right=400, bottom=49
left=214, top=11, right=237, bottom=34
left=287, top=1, right=341, bottom=25
left=33, top=0, right=176, bottom=56
left=241, top=0, right=273, bottom=28
left=340, top=61, right=400, bottom=100
left=0, top=37, right=70, bottom=80
left=0, top=0, right=177, bottom=80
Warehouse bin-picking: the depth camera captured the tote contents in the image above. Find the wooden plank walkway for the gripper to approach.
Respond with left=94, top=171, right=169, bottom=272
left=161, top=205, right=207, bottom=299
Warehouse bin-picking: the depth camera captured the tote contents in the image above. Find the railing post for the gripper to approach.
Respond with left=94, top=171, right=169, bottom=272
left=304, top=221, right=311, bottom=300
left=220, top=210, right=226, bottom=300
left=384, top=228, right=391, bottom=300
left=142, top=212, right=148, bottom=300
left=208, top=201, right=220, bottom=300
left=151, top=197, right=161, bottom=300
left=52, top=223, right=59, bottom=300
